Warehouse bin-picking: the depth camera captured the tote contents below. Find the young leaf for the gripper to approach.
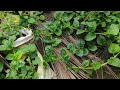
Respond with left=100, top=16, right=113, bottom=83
left=0, top=45, right=6, bottom=51
left=107, top=57, right=120, bottom=68
left=89, top=45, right=97, bottom=51
left=42, top=36, right=54, bottom=43
left=55, top=29, right=62, bottom=36
left=45, top=45, right=54, bottom=54
left=5, top=54, right=14, bottom=60
left=82, top=60, right=90, bottom=68
left=76, top=39, right=85, bottom=48
left=28, top=17, right=36, bottom=24
left=26, top=44, right=36, bottom=52
left=91, top=62, right=102, bottom=70
left=76, top=29, right=85, bottom=35
left=85, top=32, right=96, bottom=41
left=106, top=24, right=119, bottom=35
left=108, top=43, right=120, bottom=54
left=52, top=38, right=61, bottom=46
left=83, top=48, right=89, bottom=56
left=14, top=51, right=24, bottom=60
left=86, top=21, right=97, bottom=31
left=65, top=22, right=71, bottom=27
left=32, top=57, right=41, bottom=65
left=60, top=48, right=67, bottom=57
left=76, top=49, right=83, bottom=57
left=97, top=35, right=106, bottom=45
left=67, top=43, right=76, bottom=54
left=39, top=15, right=45, bottom=20
left=73, top=67, right=80, bottom=73
left=73, top=19, right=79, bottom=28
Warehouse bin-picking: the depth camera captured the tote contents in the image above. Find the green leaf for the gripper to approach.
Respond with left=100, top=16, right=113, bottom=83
left=0, top=62, right=4, bottom=73
left=55, top=29, right=62, bottom=36
left=2, top=40, right=12, bottom=50
left=65, top=22, right=71, bottom=27
left=106, top=24, right=119, bottom=35
left=14, top=51, right=23, bottom=60
left=86, top=21, right=97, bottom=31
left=82, top=60, right=90, bottom=68
left=97, top=35, right=106, bottom=45
left=9, top=35, right=16, bottom=42
left=42, top=36, right=54, bottom=43
left=52, top=38, right=61, bottom=46
left=76, top=29, right=85, bottom=35
left=67, top=43, right=76, bottom=54
left=73, top=67, right=80, bottom=73
left=64, top=56, right=71, bottom=62
left=5, top=54, right=14, bottom=60
left=107, top=57, right=120, bottom=68
left=28, top=17, right=36, bottom=24
left=26, top=44, right=36, bottom=52
left=45, top=45, right=54, bottom=54
left=54, top=11, right=64, bottom=20
left=39, top=15, right=45, bottom=20
left=85, top=32, right=96, bottom=41
left=60, top=48, right=67, bottom=57
left=32, top=57, right=41, bottom=65
left=101, top=22, right=106, bottom=27
left=108, top=43, right=120, bottom=54
left=76, top=39, right=85, bottom=48
left=73, top=19, right=79, bottom=28
left=91, top=62, right=102, bottom=70
left=76, top=49, right=83, bottom=57
left=32, top=72, right=38, bottom=79
left=23, top=16, right=28, bottom=19
left=66, top=28, right=74, bottom=35
left=83, top=48, right=89, bottom=56
left=0, top=45, right=6, bottom=51
left=86, top=69, right=93, bottom=75
left=89, top=45, right=97, bottom=51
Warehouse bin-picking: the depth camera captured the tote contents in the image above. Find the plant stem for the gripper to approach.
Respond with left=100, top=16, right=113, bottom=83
left=101, top=62, right=108, bottom=67
left=95, top=33, right=107, bottom=35
left=114, top=52, right=120, bottom=58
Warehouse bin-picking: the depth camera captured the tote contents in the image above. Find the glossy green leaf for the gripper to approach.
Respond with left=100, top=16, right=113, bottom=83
left=39, top=15, right=45, bottom=20
left=107, top=57, right=120, bottom=68
left=76, top=29, right=85, bottom=35
left=28, top=17, right=36, bottom=24
left=89, top=45, right=97, bottom=51
left=73, top=19, right=79, bottom=28
left=85, top=32, right=96, bottom=41
left=91, top=62, right=102, bottom=70
left=5, top=54, right=14, bottom=60
left=108, top=43, right=120, bottom=54
left=82, top=60, right=90, bottom=68
left=106, top=24, right=119, bottom=35
left=97, top=35, right=106, bottom=45
left=67, top=43, right=76, bottom=54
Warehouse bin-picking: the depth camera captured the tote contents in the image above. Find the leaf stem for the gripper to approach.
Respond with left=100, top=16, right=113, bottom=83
left=95, top=33, right=107, bottom=35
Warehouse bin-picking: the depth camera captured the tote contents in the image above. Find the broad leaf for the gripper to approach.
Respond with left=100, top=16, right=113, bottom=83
left=106, top=24, right=119, bottom=35
left=76, top=29, right=85, bottom=35
left=107, top=57, right=120, bottom=68
left=108, top=43, right=120, bottom=54
left=73, top=19, right=79, bottom=28
left=97, top=35, right=106, bottom=45
left=5, top=54, right=14, bottom=60
left=85, top=32, right=96, bottom=41
left=91, top=62, right=102, bottom=70
left=82, top=60, right=90, bottom=68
